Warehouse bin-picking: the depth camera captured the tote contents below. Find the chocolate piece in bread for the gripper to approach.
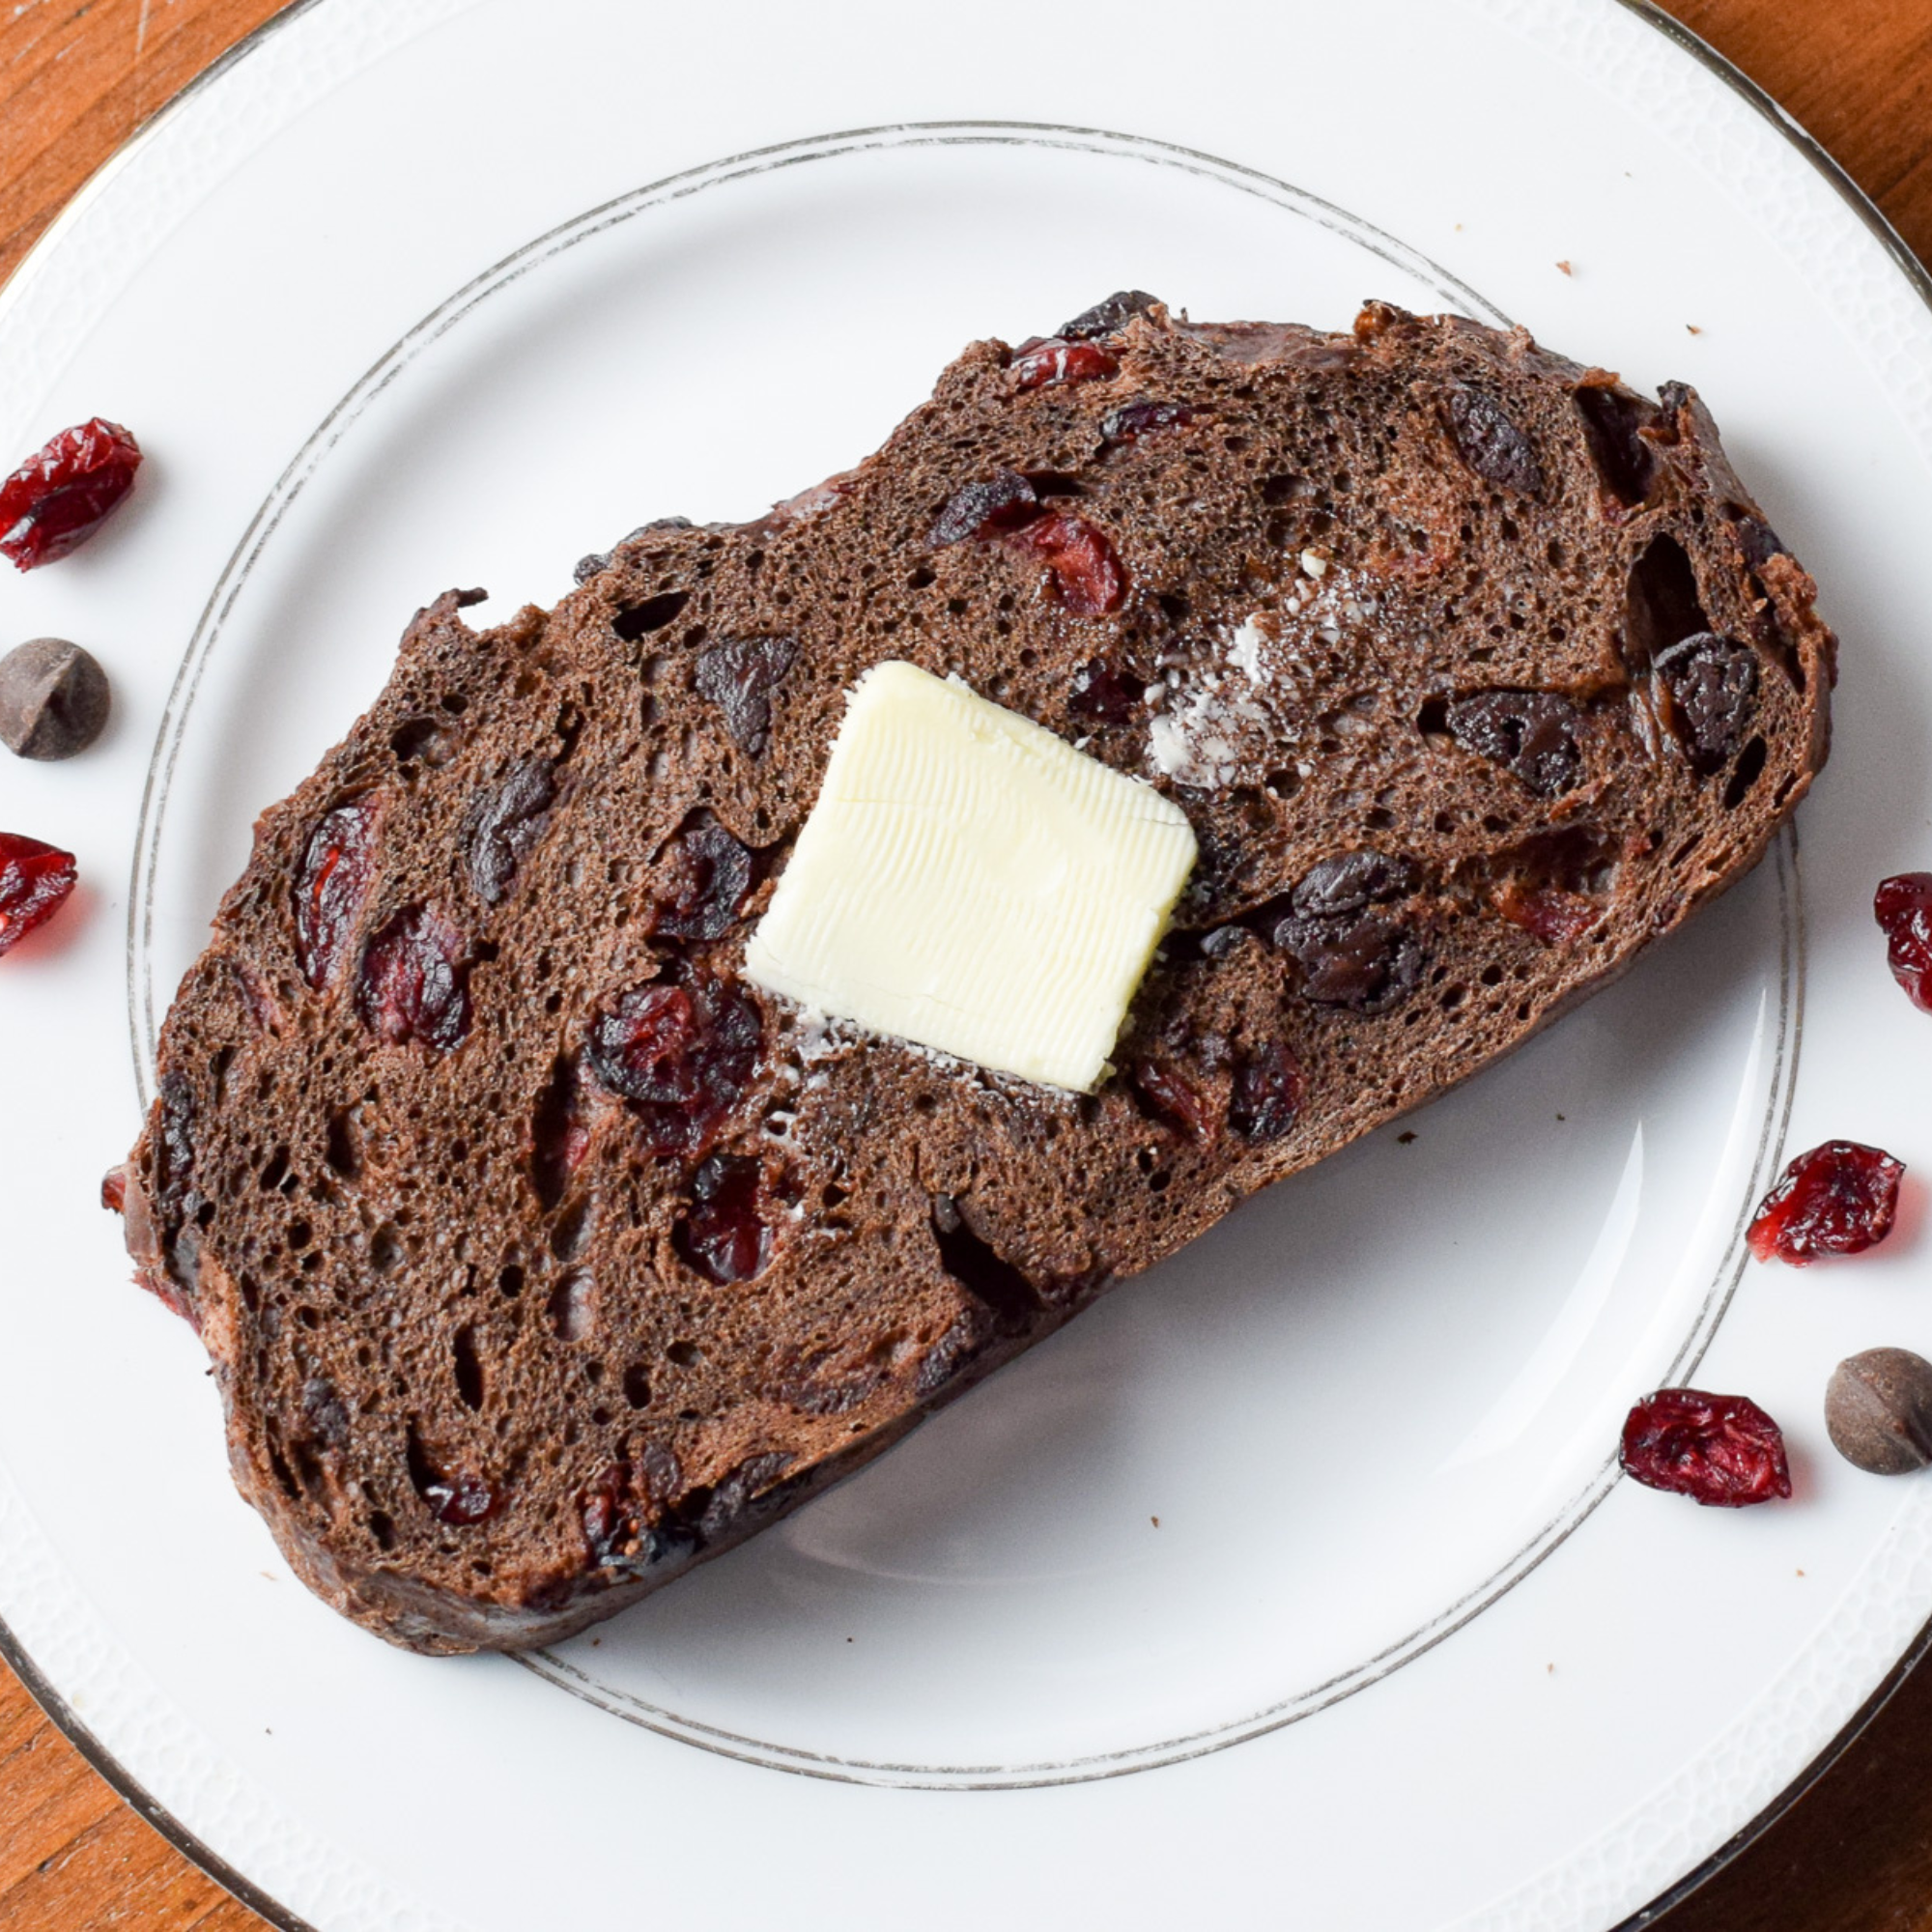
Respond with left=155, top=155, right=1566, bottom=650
left=117, top=299, right=1833, bottom=1652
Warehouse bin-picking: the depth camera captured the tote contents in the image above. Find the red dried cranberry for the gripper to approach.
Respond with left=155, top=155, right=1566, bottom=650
left=295, top=801, right=379, bottom=988
left=463, top=757, right=556, bottom=905
left=100, top=1165, right=128, bottom=1213
left=585, top=973, right=760, bottom=1158
left=1010, top=337, right=1119, bottom=391
left=695, top=636, right=798, bottom=755
left=0, top=833, right=76, bottom=956
left=1440, top=385, right=1544, bottom=497
left=1068, top=658, right=1142, bottom=724
left=1620, top=1388, right=1791, bottom=1506
left=0, top=418, right=142, bottom=569
left=355, top=905, right=471, bottom=1050
left=1494, top=882, right=1602, bottom=946
left=652, top=813, right=753, bottom=944
left=1100, top=400, right=1194, bottom=441
left=931, top=470, right=1040, bottom=546
left=1875, top=872, right=1932, bottom=1012
left=1131, top=1060, right=1220, bottom=1144
left=1011, top=511, right=1125, bottom=616
left=1229, top=1043, right=1304, bottom=1141
left=1059, top=290, right=1161, bottom=339
left=429, top=1472, right=497, bottom=1525
left=1445, top=690, right=1585, bottom=798
left=673, top=1153, right=771, bottom=1283
left=1747, top=1140, right=1904, bottom=1265
left=405, top=1428, right=498, bottom=1524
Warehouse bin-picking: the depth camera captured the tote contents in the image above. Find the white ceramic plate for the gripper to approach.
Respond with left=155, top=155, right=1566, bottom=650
left=3, top=1, right=1931, bottom=1924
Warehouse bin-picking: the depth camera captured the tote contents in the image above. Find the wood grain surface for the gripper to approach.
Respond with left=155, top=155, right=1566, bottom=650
left=2, top=1, right=1930, bottom=1926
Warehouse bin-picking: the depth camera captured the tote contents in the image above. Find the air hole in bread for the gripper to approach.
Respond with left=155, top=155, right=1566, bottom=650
left=547, top=1269, right=592, bottom=1342
left=1624, top=533, right=1710, bottom=671
left=453, top=1325, right=484, bottom=1411
left=1723, top=735, right=1769, bottom=810
left=612, top=590, right=690, bottom=641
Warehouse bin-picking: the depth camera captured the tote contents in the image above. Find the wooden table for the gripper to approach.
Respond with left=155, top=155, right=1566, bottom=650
left=2, top=1, right=1930, bottom=1925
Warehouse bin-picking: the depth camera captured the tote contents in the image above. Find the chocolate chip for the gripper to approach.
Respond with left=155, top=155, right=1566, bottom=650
left=1273, top=908, right=1427, bottom=1013
left=1291, top=850, right=1420, bottom=919
left=694, top=636, right=798, bottom=754
left=1440, top=385, right=1545, bottom=497
left=0, top=638, right=109, bottom=759
left=1058, top=290, right=1161, bottom=340
left=1826, top=1349, right=1932, bottom=1475
left=1654, top=633, right=1759, bottom=776
left=1445, top=690, right=1585, bottom=798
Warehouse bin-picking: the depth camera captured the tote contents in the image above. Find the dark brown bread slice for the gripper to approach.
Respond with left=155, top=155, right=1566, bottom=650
left=116, top=298, right=1834, bottom=1653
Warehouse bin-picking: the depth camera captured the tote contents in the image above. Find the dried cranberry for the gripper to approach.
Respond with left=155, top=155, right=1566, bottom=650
left=1100, top=400, right=1194, bottom=441
left=1445, top=690, right=1585, bottom=798
left=695, top=636, right=798, bottom=755
left=1655, top=633, right=1759, bottom=776
left=1440, top=385, right=1544, bottom=497
left=0, top=833, right=76, bottom=956
left=673, top=1153, right=771, bottom=1283
left=1494, top=882, right=1602, bottom=946
left=652, top=813, right=753, bottom=942
left=1130, top=1060, right=1219, bottom=1144
left=585, top=973, right=760, bottom=1159
left=295, top=801, right=379, bottom=988
left=1010, top=337, right=1119, bottom=391
left=355, top=905, right=471, bottom=1050
left=1059, top=290, right=1161, bottom=339
left=1068, top=657, right=1142, bottom=724
left=931, top=470, right=1039, bottom=546
left=1010, top=511, right=1125, bottom=616
left=1228, top=1043, right=1305, bottom=1141
left=100, top=1165, right=128, bottom=1214
left=1874, top=873, right=1932, bottom=1012
left=1619, top=1389, right=1791, bottom=1507
left=429, top=1472, right=497, bottom=1525
left=0, top=418, right=142, bottom=569
left=1747, top=1140, right=1904, bottom=1265
left=581, top=1466, right=697, bottom=1577
left=463, top=757, right=555, bottom=905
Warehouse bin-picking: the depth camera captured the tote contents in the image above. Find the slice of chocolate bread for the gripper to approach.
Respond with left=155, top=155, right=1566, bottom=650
left=117, top=298, right=1834, bottom=1653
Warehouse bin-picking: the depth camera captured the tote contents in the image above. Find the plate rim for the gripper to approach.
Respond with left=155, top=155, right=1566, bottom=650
left=0, top=0, right=1923, bottom=1925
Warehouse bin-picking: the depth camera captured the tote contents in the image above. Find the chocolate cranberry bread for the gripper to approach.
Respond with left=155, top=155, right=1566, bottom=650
left=116, top=297, right=1834, bottom=1652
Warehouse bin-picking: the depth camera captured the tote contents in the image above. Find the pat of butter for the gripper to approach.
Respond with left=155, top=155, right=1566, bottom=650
left=742, top=661, right=1197, bottom=1093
